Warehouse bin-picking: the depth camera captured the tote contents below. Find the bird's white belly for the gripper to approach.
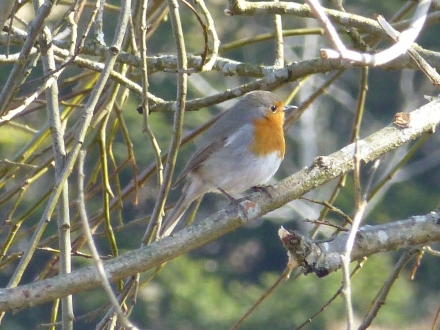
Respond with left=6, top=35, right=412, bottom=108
left=199, top=150, right=282, bottom=193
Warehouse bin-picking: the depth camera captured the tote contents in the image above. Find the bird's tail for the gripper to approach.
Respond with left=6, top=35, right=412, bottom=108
left=160, top=190, right=197, bottom=238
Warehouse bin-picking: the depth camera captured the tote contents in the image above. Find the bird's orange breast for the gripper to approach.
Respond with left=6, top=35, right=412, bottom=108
left=249, top=102, right=286, bottom=158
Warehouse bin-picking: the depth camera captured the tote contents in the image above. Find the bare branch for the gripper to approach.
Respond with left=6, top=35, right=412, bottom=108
left=1, top=211, right=439, bottom=312
left=78, top=151, right=137, bottom=330
left=307, top=0, right=431, bottom=65
left=359, top=249, right=419, bottom=329
left=279, top=212, right=439, bottom=277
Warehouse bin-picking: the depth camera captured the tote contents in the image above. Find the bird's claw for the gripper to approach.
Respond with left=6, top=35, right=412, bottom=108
left=217, top=187, right=249, bottom=219
left=252, top=185, right=272, bottom=198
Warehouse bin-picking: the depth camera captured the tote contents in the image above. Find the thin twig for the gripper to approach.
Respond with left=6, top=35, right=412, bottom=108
left=40, top=23, right=73, bottom=330
left=143, top=0, right=189, bottom=242
left=377, top=15, right=440, bottom=87
left=359, top=248, right=419, bottom=329
left=295, top=260, right=365, bottom=330
left=432, top=304, right=440, bottom=330
left=231, top=268, right=301, bottom=330
left=301, top=197, right=353, bottom=225
left=272, top=0, right=284, bottom=68
left=95, top=276, right=138, bottom=329
left=77, top=151, right=138, bottom=330
left=306, top=0, right=432, bottom=65
left=219, top=28, right=324, bottom=53
left=6, top=0, right=132, bottom=289
left=180, top=0, right=210, bottom=71
left=140, top=0, right=164, bottom=193
left=340, top=136, right=366, bottom=329
left=367, top=134, right=430, bottom=202
left=193, top=0, right=219, bottom=71
left=424, top=246, right=440, bottom=257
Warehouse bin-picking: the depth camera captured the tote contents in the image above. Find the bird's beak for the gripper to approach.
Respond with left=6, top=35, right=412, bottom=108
left=283, top=104, right=298, bottom=114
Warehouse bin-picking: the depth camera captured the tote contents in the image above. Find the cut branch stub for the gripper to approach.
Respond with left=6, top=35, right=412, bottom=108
left=279, top=211, right=440, bottom=278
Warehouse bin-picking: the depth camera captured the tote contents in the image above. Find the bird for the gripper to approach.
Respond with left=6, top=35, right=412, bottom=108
left=160, top=90, right=296, bottom=237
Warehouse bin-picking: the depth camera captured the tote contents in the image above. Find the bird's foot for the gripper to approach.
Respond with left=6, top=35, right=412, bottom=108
left=252, top=185, right=272, bottom=199
left=217, top=187, right=248, bottom=219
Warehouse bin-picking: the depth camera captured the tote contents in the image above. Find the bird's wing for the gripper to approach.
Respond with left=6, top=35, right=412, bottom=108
left=173, top=103, right=252, bottom=188
left=173, top=136, right=227, bottom=188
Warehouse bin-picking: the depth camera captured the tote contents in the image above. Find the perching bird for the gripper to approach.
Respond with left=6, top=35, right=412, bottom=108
left=160, top=91, right=296, bottom=237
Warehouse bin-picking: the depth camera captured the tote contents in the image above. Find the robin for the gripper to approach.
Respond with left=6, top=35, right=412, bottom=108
left=160, top=91, right=296, bottom=237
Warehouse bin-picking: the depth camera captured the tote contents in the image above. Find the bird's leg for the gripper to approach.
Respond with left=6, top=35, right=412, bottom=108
left=217, top=187, right=236, bottom=202
left=217, top=187, right=248, bottom=219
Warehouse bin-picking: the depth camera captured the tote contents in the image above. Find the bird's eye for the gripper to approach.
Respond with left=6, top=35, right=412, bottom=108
left=270, top=105, right=277, bottom=112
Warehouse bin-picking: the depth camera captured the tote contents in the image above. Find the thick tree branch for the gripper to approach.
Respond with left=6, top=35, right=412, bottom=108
left=279, top=212, right=439, bottom=277
left=3, top=26, right=440, bottom=81
left=226, top=0, right=440, bottom=36
left=1, top=211, right=438, bottom=312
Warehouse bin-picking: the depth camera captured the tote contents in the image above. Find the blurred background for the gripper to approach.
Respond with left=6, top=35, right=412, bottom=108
left=0, top=0, right=439, bottom=329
